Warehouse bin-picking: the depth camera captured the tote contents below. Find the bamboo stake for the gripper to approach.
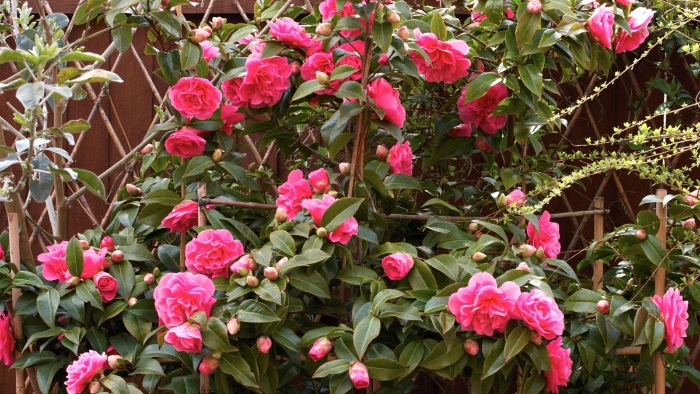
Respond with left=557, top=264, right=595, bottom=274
left=616, top=347, right=642, bottom=356
left=593, top=197, right=604, bottom=290
left=198, top=183, right=207, bottom=227
left=9, top=213, right=25, bottom=394
left=180, top=183, right=187, bottom=272
left=654, top=189, right=667, bottom=394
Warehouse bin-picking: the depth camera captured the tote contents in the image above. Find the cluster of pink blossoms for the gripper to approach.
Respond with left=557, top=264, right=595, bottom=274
left=586, top=5, right=655, bottom=53
left=526, top=210, right=561, bottom=259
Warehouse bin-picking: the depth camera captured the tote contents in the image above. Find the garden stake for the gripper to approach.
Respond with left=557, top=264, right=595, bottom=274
left=654, top=189, right=667, bottom=394
left=593, top=197, right=604, bottom=290
left=9, top=213, right=25, bottom=394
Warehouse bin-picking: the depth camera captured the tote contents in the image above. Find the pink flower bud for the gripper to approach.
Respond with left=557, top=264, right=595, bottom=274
left=108, top=355, right=124, bottom=369
left=256, top=336, right=272, bottom=353
left=463, top=339, right=479, bottom=355
left=535, top=247, right=546, bottom=259
left=468, top=222, right=479, bottom=233
left=684, top=192, right=699, bottom=206
left=100, top=236, right=116, bottom=252
left=190, top=28, right=211, bottom=43
left=339, top=162, right=351, bottom=174
left=316, top=71, right=330, bottom=85
left=530, top=332, right=542, bottom=345
left=378, top=54, right=389, bottom=66
left=126, top=184, right=142, bottom=196
left=127, top=297, right=137, bottom=306
left=79, top=240, right=90, bottom=249
left=475, top=136, right=491, bottom=152
left=291, top=61, right=301, bottom=75
left=143, top=273, right=155, bottom=285
left=275, top=208, right=288, bottom=223
left=516, top=262, right=530, bottom=272
left=276, top=257, right=288, bottom=271
left=519, top=244, right=537, bottom=257
left=596, top=299, right=610, bottom=314
left=199, top=355, right=220, bottom=374
left=385, top=11, right=400, bottom=23
left=89, top=381, right=102, bottom=394
left=308, top=168, right=331, bottom=193
left=348, top=362, right=370, bottom=389
left=111, top=250, right=124, bottom=263
left=315, top=23, right=333, bottom=36
left=471, top=252, right=486, bottom=262
left=246, top=276, right=260, bottom=287
left=397, top=25, right=409, bottom=41
left=376, top=145, right=389, bottom=161
left=683, top=218, right=696, bottom=230
left=139, top=144, right=154, bottom=155
left=309, top=337, right=333, bottom=361
left=316, top=227, right=328, bottom=238
left=211, top=17, right=225, bottom=30
left=67, top=276, right=81, bottom=287
left=635, top=229, right=647, bottom=240
left=526, top=0, right=542, bottom=13
left=264, top=267, right=279, bottom=281
left=505, top=189, right=526, bottom=207
left=227, top=317, right=240, bottom=335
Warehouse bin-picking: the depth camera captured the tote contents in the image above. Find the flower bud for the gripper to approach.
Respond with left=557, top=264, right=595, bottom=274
left=276, top=257, right=288, bottom=271
left=199, top=355, right=220, bottom=375
left=468, top=222, right=479, bottom=233
left=316, top=71, right=330, bottom=85
left=519, top=244, right=537, bottom=258
left=496, top=193, right=508, bottom=208
left=535, top=247, right=546, bottom=259
left=126, top=183, right=142, bottom=196
left=516, top=262, right=530, bottom=272
left=153, top=267, right=160, bottom=276
left=291, top=61, right=301, bottom=75
left=526, top=0, right=542, bottom=13
left=475, top=136, right=491, bottom=152
left=246, top=276, right=259, bottom=287
left=211, top=17, right=225, bottom=30
left=227, top=317, right=240, bottom=335
left=108, top=355, right=124, bottom=370
left=102, top=259, right=112, bottom=270
left=79, top=239, right=90, bottom=249
left=67, top=276, right=81, bottom=287
left=212, top=148, right=223, bottom=163
left=530, top=332, right=542, bottom=345
left=143, top=273, right=155, bottom=286
left=236, top=267, right=249, bottom=276
left=308, top=337, right=333, bottom=361
left=397, top=25, right=409, bottom=41
left=189, top=29, right=209, bottom=43
left=376, top=145, right=389, bottom=161
left=471, top=252, right=486, bottom=262
left=256, top=335, right=272, bottom=353
left=89, top=381, right=102, bottom=394
left=463, top=339, right=479, bottom=355
left=684, top=193, right=699, bottom=206
left=635, top=229, right=647, bottom=240
left=111, top=250, right=125, bottom=263
left=385, top=10, right=400, bottom=23
left=596, top=299, right=610, bottom=314
left=264, top=267, right=279, bottom=281
left=339, top=162, right=351, bottom=174
left=315, top=23, right=333, bottom=36
left=275, top=208, right=288, bottom=223
left=316, top=227, right=328, bottom=238
left=100, top=236, right=116, bottom=252
left=683, top=218, right=696, bottom=230
left=139, top=144, right=154, bottom=155
left=348, top=362, right=370, bottom=389
left=127, top=297, right=138, bottom=307
left=327, top=190, right=338, bottom=197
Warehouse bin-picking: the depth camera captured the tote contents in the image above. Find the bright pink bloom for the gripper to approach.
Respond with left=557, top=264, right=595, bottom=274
left=0, top=245, right=4, bottom=261
left=367, top=78, right=406, bottom=128
left=505, top=189, right=526, bottom=206
left=409, top=29, right=471, bottom=83
left=165, top=127, right=206, bottom=159
left=220, top=103, right=245, bottom=134
left=65, top=350, right=108, bottom=394
left=199, top=354, right=220, bottom=374
left=221, top=56, right=292, bottom=108
left=153, top=272, right=216, bottom=328
left=388, top=141, right=413, bottom=176
left=309, top=337, right=333, bottom=361
left=652, top=288, right=689, bottom=352
left=168, top=77, right=222, bottom=120
left=301, top=194, right=358, bottom=245
left=199, top=41, right=220, bottom=63
left=301, top=52, right=339, bottom=94
left=448, top=123, right=473, bottom=137
left=268, top=17, right=312, bottom=48
left=0, top=311, right=14, bottom=366
left=93, top=272, right=118, bottom=302
left=515, top=289, right=565, bottom=340
left=381, top=252, right=414, bottom=280
left=230, top=254, right=254, bottom=275
left=526, top=211, right=561, bottom=259
left=81, top=248, right=106, bottom=279
left=257, top=336, right=272, bottom=353
left=586, top=6, right=615, bottom=49
left=348, top=362, right=370, bottom=389
left=458, top=84, right=508, bottom=134
left=318, top=0, right=364, bottom=36
left=616, top=0, right=634, bottom=5
left=447, top=272, right=520, bottom=336
left=614, top=8, right=654, bottom=54
left=38, top=241, right=71, bottom=282
left=164, top=323, right=203, bottom=353
left=162, top=200, right=199, bottom=233
left=544, top=337, right=573, bottom=394
left=505, top=7, right=515, bottom=18
left=276, top=169, right=313, bottom=219
left=337, top=41, right=365, bottom=80
left=185, top=229, right=244, bottom=279
left=308, top=168, right=331, bottom=193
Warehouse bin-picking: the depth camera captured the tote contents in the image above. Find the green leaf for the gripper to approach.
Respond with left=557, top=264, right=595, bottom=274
left=646, top=319, right=665, bottom=354
left=150, top=10, right=183, bottom=37
left=288, top=270, right=331, bottom=298
left=66, top=238, right=84, bottom=277
left=278, top=249, right=330, bottom=275
left=464, top=73, right=502, bottom=103
left=180, top=40, right=202, bottom=70
left=484, top=0, right=503, bottom=25
left=16, top=82, right=45, bottom=110
left=313, top=359, right=351, bottom=378
left=365, top=357, right=406, bottom=381
left=60, top=51, right=105, bottom=63
left=102, top=374, right=130, bottom=394
left=292, top=80, right=323, bottom=101
left=421, top=341, right=465, bottom=370
left=98, top=300, right=128, bottom=326
left=269, top=230, right=296, bottom=257
left=109, top=261, right=135, bottom=299
left=372, top=20, right=393, bottom=53
left=219, top=353, right=259, bottom=390
left=237, top=299, right=281, bottom=323
left=253, top=278, right=283, bottom=305
left=519, top=64, right=542, bottom=96
left=334, top=81, right=364, bottom=101
left=203, top=318, right=234, bottom=352
left=13, top=271, right=45, bottom=288
left=112, top=26, right=133, bottom=53
left=76, top=280, right=103, bottom=310
left=37, top=288, right=60, bottom=328
left=504, top=326, right=531, bottom=362
left=372, top=289, right=404, bottom=311
left=330, top=65, right=360, bottom=81
left=515, top=2, right=541, bottom=47
left=564, top=289, right=601, bottom=313
left=640, top=235, right=668, bottom=267
left=68, top=69, right=123, bottom=84
left=430, top=12, right=447, bottom=41
left=482, top=337, right=507, bottom=378
left=321, top=198, right=363, bottom=232
left=36, top=361, right=65, bottom=394
left=73, top=168, right=106, bottom=199
left=353, top=316, right=381, bottom=358
left=384, top=173, right=421, bottom=190
left=123, top=311, right=151, bottom=343
left=130, top=358, right=165, bottom=376
left=399, top=341, right=425, bottom=376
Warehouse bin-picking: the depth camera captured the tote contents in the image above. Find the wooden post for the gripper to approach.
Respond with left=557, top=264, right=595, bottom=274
left=179, top=184, right=187, bottom=272
left=593, top=197, right=604, bottom=290
left=654, top=189, right=667, bottom=394
left=197, top=182, right=210, bottom=394
left=9, top=213, right=25, bottom=394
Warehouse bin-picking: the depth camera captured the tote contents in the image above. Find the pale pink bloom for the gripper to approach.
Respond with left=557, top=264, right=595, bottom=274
left=162, top=200, right=199, bottom=233
left=409, top=29, right=471, bottom=83
left=38, top=241, right=71, bottom=282
left=367, top=78, right=406, bottom=128
left=230, top=254, right=254, bottom=275
left=153, top=272, right=216, bottom=328
left=220, top=103, right=245, bottom=134
left=0, top=311, right=14, bottom=366
left=388, top=141, right=413, bottom=176
left=348, top=362, right=370, bottom=389
left=447, top=272, right=520, bottom=336
left=221, top=56, right=292, bottom=108
left=276, top=169, right=313, bottom=219
left=165, top=127, right=206, bottom=159
left=199, top=41, right=220, bottom=63
left=169, top=77, right=222, bottom=120
left=199, top=354, right=220, bottom=374
left=458, top=84, right=508, bottom=134
left=164, top=323, right=203, bottom=353
left=185, top=229, right=244, bottom=279
left=81, top=248, right=107, bottom=280
left=381, top=252, right=414, bottom=280
left=614, top=8, right=654, bottom=54
left=505, top=189, right=526, bottom=206
left=652, top=288, right=689, bottom=352
left=586, top=6, right=615, bottom=49
left=526, top=211, right=561, bottom=259
left=308, top=168, right=331, bottom=193
left=515, top=289, right=565, bottom=340
left=93, top=272, right=118, bottom=302
left=268, top=17, right=312, bottom=48
left=257, top=336, right=272, bottom=353
left=65, top=350, right=108, bottom=394
left=544, top=337, right=573, bottom=394
left=308, top=337, right=333, bottom=361
left=301, top=194, right=358, bottom=245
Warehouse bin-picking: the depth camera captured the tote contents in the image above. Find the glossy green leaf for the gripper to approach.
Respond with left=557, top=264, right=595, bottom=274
left=353, top=316, right=381, bottom=358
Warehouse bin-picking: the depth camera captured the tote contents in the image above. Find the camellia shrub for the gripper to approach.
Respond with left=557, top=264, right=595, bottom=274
left=0, top=0, right=699, bottom=393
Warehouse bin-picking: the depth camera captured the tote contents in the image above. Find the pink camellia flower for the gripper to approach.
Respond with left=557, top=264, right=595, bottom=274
left=367, top=78, right=406, bottom=128
left=162, top=200, right=199, bottom=233
left=458, top=84, right=508, bottom=134
left=269, top=17, right=312, bottom=48
left=684, top=190, right=700, bottom=206
left=220, top=103, right=245, bottom=134
left=505, top=189, right=526, bottom=207
left=616, top=0, right=634, bottom=5
left=448, top=123, right=473, bottom=138
left=65, top=350, right=108, bottom=394
left=221, top=56, right=293, bottom=108
left=586, top=6, right=615, bottom=49
left=199, top=354, right=220, bottom=374
left=276, top=169, right=313, bottom=219
left=308, top=168, right=331, bottom=193
left=185, top=229, right=244, bottom=279
left=388, top=141, right=413, bottom=176
left=526, top=211, right=561, bottom=259
left=447, top=272, right=521, bottom=336
left=515, top=289, right=565, bottom=340
left=301, top=52, right=340, bottom=95
left=153, top=272, right=216, bottom=328
left=409, top=29, right=471, bottom=84
left=318, top=0, right=364, bottom=36
left=0, top=311, right=14, bottom=366
left=164, top=323, right=203, bottom=353
left=302, top=194, right=359, bottom=244
left=348, top=362, right=370, bottom=389
left=230, top=254, right=254, bottom=275
left=652, top=287, right=689, bottom=352
left=165, top=127, right=207, bottom=159
left=190, top=27, right=212, bottom=43
left=0, top=244, right=4, bottom=261
left=82, top=248, right=106, bottom=279
left=168, top=77, right=222, bottom=120
left=308, top=337, right=333, bottom=361
left=199, top=41, right=220, bottom=63
left=93, top=272, right=118, bottom=302
left=38, top=241, right=71, bottom=282
left=544, top=337, right=573, bottom=394
left=257, top=336, right=272, bottom=353
left=337, top=41, right=365, bottom=81
left=614, top=8, right=655, bottom=54
left=381, top=252, right=415, bottom=280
